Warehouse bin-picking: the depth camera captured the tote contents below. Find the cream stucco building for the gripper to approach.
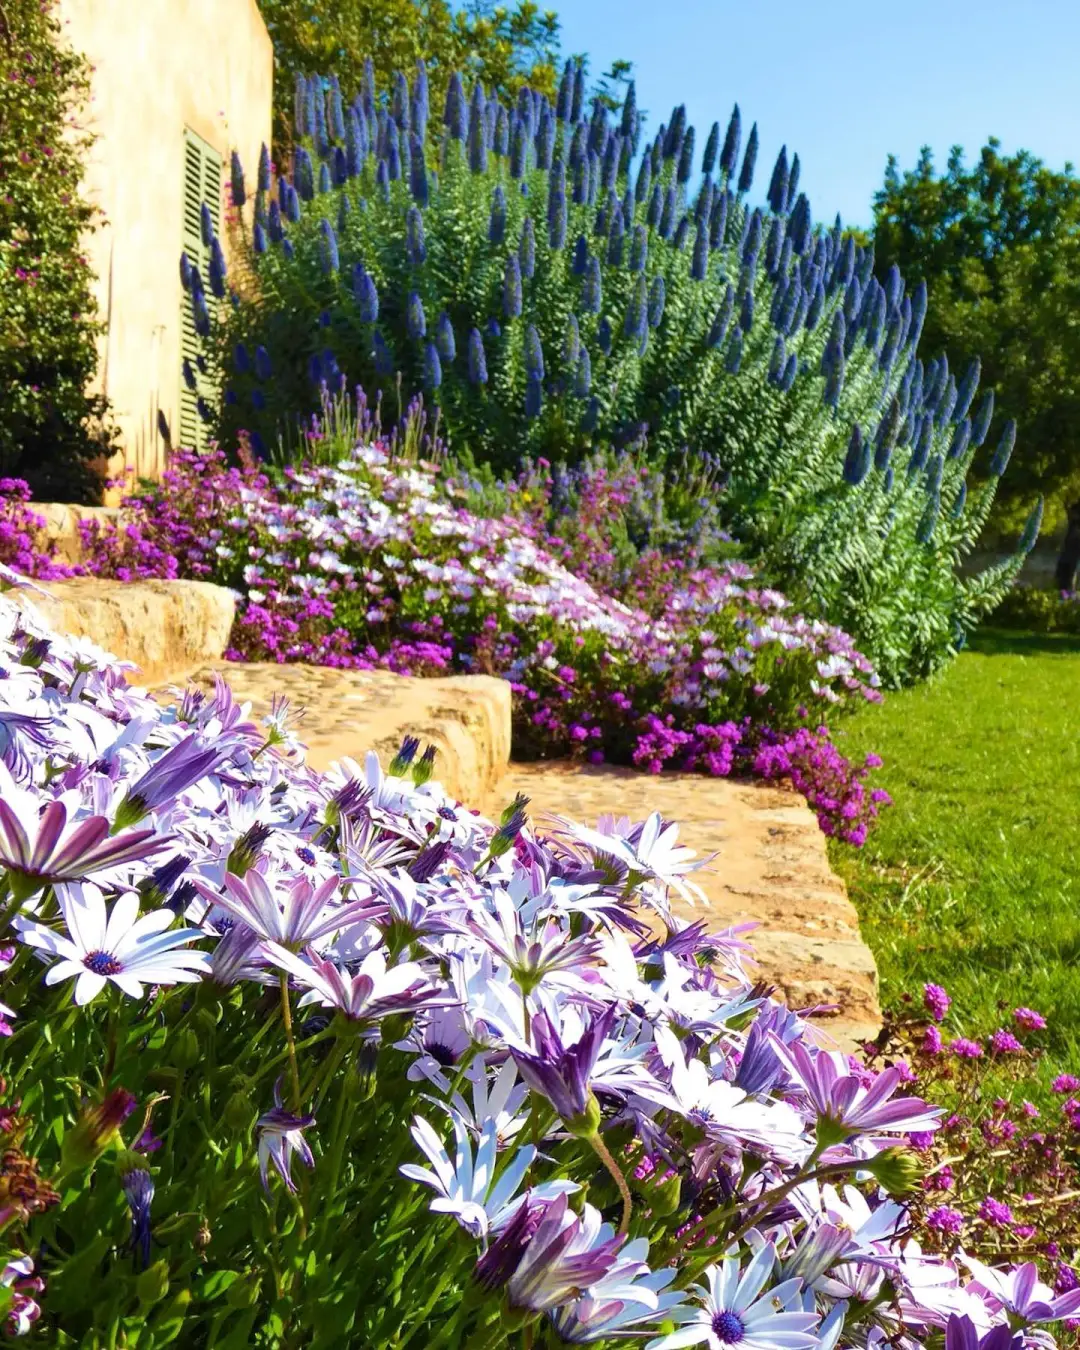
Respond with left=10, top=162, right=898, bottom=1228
left=57, top=0, right=273, bottom=488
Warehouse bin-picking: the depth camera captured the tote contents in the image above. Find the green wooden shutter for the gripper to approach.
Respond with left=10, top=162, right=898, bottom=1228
left=179, top=128, right=223, bottom=451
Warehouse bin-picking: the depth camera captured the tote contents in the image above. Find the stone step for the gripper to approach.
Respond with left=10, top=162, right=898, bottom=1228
left=154, top=660, right=512, bottom=806
left=18, top=578, right=235, bottom=686
left=480, top=762, right=881, bottom=1050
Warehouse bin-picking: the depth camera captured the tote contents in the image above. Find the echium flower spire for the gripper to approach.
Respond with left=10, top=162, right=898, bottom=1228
left=737, top=122, right=759, bottom=194
left=488, top=184, right=507, bottom=245
left=406, top=206, right=426, bottom=264
left=547, top=155, right=568, bottom=250
left=720, top=104, right=742, bottom=177
left=620, top=78, right=638, bottom=145
left=556, top=58, right=574, bottom=120
left=411, top=58, right=429, bottom=139
left=519, top=216, right=536, bottom=279
left=676, top=125, right=696, bottom=183
left=230, top=151, right=246, bottom=208
left=766, top=145, right=789, bottom=214
left=444, top=71, right=466, bottom=141
left=503, top=253, right=523, bottom=319
left=467, top=328, right=488, bottom=385
left=843, top=424, right=870, bottom=485
left=702, top=120, right=720, bottom=176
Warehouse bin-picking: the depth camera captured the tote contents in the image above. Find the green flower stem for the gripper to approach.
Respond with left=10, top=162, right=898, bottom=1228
left=588, top=1129, right=633, bottom=1236
left=323, top=1067, right=352, bottom=1202
left=466, top=1312, right=512, bottom=1350
left=279, top=972, right=302, bottom=1110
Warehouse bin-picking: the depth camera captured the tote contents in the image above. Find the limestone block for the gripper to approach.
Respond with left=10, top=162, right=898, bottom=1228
left=478, top=761, right=882, bottom=1048
left=160, top=662, right=513, bottom=808
left=23, top=578, right=235, bottom=687
left=29, top=503, right=119, bottom=564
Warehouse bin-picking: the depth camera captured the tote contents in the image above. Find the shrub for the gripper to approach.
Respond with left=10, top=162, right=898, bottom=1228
left=75, top=393, right=890, bottom=844
left=0, top=0, right=113, bottom=500
left=0, top=584, right=1076, bottom=1346
left=193, top=64, right=1037, bottom=687
left=991, top=583, right=1080, bottom=634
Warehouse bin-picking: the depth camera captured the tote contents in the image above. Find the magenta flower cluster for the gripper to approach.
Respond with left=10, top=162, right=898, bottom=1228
left=869, top=982, right=1080, bottom=1292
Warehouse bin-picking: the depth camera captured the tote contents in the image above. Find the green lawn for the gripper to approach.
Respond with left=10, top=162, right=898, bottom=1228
left=827, top=628, right=1080, bottom=1089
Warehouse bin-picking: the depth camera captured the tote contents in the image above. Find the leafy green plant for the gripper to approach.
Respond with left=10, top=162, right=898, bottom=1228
left=0, top=0, right=114, bottom=500
left=992, top=583, right=1080, bottom=634
left=193, top=62, right=1037, bottom=685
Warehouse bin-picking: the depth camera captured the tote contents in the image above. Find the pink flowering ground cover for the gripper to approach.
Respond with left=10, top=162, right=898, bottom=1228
left=2, top=405, right=892, bottom=844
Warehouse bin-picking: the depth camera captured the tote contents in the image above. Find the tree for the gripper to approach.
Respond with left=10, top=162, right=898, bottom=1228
left=0, top=0, right=114, bottom=499
left=872, top=139, right=1080, bottom=581
left=258, top=0, right=562, bottom=153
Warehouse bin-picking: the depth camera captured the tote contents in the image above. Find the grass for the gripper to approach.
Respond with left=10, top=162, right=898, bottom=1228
left=827, top=627, right=1080, bottom=1092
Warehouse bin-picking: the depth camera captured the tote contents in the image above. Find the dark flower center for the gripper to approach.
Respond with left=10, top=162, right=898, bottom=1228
left=437, top=806, right=457, bottom=821
left=84, top=950, right=123, bottom=976
left=427, top=1040, right=458, bottom=1067
left=711, top=1310, right=745, bottom=1344
left=295, top=846, right=316, bottom=866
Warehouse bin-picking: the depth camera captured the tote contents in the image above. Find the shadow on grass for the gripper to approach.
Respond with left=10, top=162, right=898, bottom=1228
left=967, top=626, right=1080, bottom=657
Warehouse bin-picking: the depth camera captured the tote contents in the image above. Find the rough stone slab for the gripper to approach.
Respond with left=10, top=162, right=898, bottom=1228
left=479, top=762, right=881, bottom=1050
left=29, top=502, right=119, bottom=564
left=23, top=578, right=235, bottom=686
left=159, top=662, right=513, bottom=806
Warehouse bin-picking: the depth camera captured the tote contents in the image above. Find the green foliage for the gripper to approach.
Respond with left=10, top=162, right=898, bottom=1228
left=258, top=0, right=562, bottom=152
left=0, top=0, right=113, bottom=500
left=829, top=627, right=1080, bottom=1101
left=873, top=139, right=1080, bottom=537
left=992, top=583, right=1080, bottom=634
left=195, top=63, right=1035, bottom=687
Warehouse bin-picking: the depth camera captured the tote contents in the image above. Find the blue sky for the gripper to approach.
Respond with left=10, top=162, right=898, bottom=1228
left=551, top=0, right=1080, bottom=228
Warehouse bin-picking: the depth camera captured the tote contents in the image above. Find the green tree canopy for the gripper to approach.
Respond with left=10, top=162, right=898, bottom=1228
left=258, top=0, right=562, bottom=152
left=0, top=0, right=114, bottom=499
left=872, top=138, right=1080, bottom=541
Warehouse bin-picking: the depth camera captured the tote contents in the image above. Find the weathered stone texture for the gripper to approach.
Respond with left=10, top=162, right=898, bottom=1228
left=24, top=579, right=235, bottom=687
left=160, top=662, right=513, bottom=805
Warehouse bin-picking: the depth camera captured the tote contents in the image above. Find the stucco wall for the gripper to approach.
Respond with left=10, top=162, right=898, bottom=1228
left=56, top=0, right=272, bottom=491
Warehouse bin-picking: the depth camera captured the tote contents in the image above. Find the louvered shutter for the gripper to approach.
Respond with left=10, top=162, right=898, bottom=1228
left=179, top=128, right=223, bottom=451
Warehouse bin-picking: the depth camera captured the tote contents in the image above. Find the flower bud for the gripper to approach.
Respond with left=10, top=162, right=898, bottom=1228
left=136, top=1260, right=171, bottom=1311
left=224, top=1088, right=256, bottom=1134
left=171, top=1027, right=200, bottom=1071
left=864, top=1147, right=921, bottom=1198
left=61, top=1089, right=137, bottom=1172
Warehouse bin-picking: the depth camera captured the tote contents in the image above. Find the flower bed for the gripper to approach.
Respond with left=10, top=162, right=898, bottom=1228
left=20, top=400, right=887, bottom=845
left=0, top=579, right=1075, bottom=1345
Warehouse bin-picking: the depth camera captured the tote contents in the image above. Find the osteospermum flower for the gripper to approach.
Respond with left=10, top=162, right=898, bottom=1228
left=962, top=1256, right=1080, bottom=1324
left=256, top=1080, right=315, bottom=1194
left=645, top=1243, right=819, bottom=1349
left=0, top=768, right=166, bottom=902
left=771, top=1039, right=942, bottom=1143
left=16, top=885, right=209, bottom=1004
left=264, top=943, right=442, bottom=1022
left=399, top=1111, right=577, bottom=1238
left=478, top=1194, right=648, bottom=1315
left=191, top=869, right=375, bottom=950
